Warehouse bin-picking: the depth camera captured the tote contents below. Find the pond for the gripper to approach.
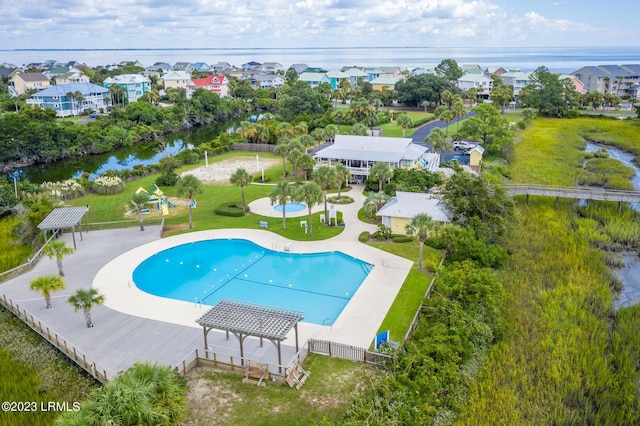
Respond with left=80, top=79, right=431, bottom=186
left=586, top=142, right=640, bottom=309
left=18, top=116, right=251, bottom=184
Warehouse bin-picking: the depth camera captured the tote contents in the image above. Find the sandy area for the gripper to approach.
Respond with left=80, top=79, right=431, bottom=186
left=180, top=157, right=281, bottom=183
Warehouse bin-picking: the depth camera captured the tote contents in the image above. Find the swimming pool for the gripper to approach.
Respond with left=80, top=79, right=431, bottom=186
left=132, top=239, right=373, bottom=325
left=273, top=202, right=306, bottom=213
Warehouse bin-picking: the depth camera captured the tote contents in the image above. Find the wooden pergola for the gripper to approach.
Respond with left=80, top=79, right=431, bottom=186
left=37, top=206, right=90, bottom=249
left=196, top=299, right=304, bottom=373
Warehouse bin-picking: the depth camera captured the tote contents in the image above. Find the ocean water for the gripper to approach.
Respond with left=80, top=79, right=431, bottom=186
left=2, top=46, right=640, bottom=73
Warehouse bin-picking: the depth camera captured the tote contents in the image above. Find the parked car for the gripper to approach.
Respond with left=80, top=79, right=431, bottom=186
left=453, top=141, right=475, bottom=151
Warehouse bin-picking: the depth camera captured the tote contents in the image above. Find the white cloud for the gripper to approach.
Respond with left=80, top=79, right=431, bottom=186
left=0, top=0, right=634, bottom=49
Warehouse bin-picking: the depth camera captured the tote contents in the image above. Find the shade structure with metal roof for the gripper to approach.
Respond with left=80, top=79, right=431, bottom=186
left=196, top=299, right=304, bottom=372
left=37, top=206, right=89, bottom=249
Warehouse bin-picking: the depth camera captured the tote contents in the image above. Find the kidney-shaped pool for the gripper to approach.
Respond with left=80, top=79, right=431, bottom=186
left=132, top=239, right=373, bottom=325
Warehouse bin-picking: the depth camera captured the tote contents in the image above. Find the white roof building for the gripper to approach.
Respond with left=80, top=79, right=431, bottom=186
left=313, top=135, right=438, bottom=182
left=377, top=191, right=451, bottom=234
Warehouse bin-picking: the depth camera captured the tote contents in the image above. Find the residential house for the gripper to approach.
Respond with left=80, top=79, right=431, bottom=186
left=468, top=145, right=485, bottom=171
left=250, top=73, right=285, bottom=89
left=457, top=74, right=494, bottom=96
left=288, top=63, right=309, bottom=74
left=192, top=62, right=211, bottom=73
left=370, top=75, right=400, bottom=91
left=500, top=71, right=532, bottom=97
left=172, top=62, right=193, bottom=73
left=364, top=67, right=384, bottom=81
left=162, top=70, right=192, bottom=90
left=44, top=66, right=70, bottom=80
left=26, top=82, right=109, bottom=117
left=10, top=72, right=50, bottom=96
left=461, top=64, right=483, bottom=75
left=212, top=62, right=232, bottom=73
left=343, top=68, right=369, bottom=87
left=103, top=74, right=151, bottom=102
left=412, top=66, right=436, bottom=75
left=55, top=70, right=90, bottom=85
left=298, top=72, right=331, bottom=89
left=241, top=61, right=262, bottom=71
left=325, top=70, right=350, bottom=90
left=379, top=66, right=403, bottom=78
left=377, top=191, right=451, bottom=234
left=570, top=64, right=640, bottom=97
left=558, top=74, right=586, bottom=94
left=0, top=67, right=19, bottom=80
left=262, top=62, right=283, bottom=73
left=313, top=135, right=439, bottom=183
left=187, top=74, right=229, bottom=98
left=150, top=62, right=172, bottom=71
left=484, top=66, right=507, bottom=77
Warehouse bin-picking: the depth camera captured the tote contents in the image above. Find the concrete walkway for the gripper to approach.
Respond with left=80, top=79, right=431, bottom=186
left=0, top=185, right=413, bottom=379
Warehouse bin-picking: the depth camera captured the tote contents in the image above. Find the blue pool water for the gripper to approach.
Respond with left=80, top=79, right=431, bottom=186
left=132, top=239, right=373, bottom=325
left=273, top=203, right=306, bottom=213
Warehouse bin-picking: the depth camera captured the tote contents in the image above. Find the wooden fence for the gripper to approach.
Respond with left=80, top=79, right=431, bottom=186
left=232, top=143, right=276, bottom=153
left=307, top=339, right=395, bottom=366
left=0, top=294, right=108, bottom=383
left=403, top=253, right=446, bottom=342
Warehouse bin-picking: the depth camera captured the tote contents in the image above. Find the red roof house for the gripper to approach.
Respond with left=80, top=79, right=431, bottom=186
left=187, top=75, right=229, bottom=98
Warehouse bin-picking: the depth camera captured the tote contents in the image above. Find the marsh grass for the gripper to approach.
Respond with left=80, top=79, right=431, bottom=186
left=457, top=117, right=640, bottom=424
left=0, top=217, right=33, bottom=273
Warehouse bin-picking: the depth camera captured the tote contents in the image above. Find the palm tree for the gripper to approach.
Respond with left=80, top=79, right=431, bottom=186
left=335, top=163, right=351, bottom=197
left=298, top=154, right=316, bottom=182
left=66, top=91, right=76, bottom=115
left=74, top=90, right=84, bottom=113
left=294, top=182, right=323, bottom=236
left=254, top=124, right=270, bottom=144
left=405, top=213, right=437, bottom=270
left=351, top=122, right=368, bottom=136
left=440, top=89, right=455, bottom=108
left=436, top=107, right=455, bottom=137
left=299, top=134, right=315, bottom=152
left=147, top=89, right=160, bottom=106
left=68, top=288, right=105, bottom=328
left=289, top=148, right=304, bottom=180
left=276, top=122, right=295, bottom=139
left=274, top=137, right=293, bottom=177
left=270, top=182, right=295, bottom=229
left=324, top=124, right=339, bottom=140
left=129, top=191, right=149, bottom=231
left=396, top=113, right=413, bottom=137
left=176, top=175, right=203, bottom=229
left=371, top=98, right=384, bottom=110
left=229, top=168, right=252, bottom=214
left=310, top=128, right=327, bottom=146
left=237, top=121, right=257, bottom=142
left=420, top=100, right=430, bottom=112
left=43, top=240, right=74, bottom=276
left=363, top=191, right=390, bottom=219
left=369, top=162, right=392, bottom=192
left=30, top=275, right=65, bottom=309
left=452, top=101, right=466, bottom=133
left=314, top=165, right=338, bottom=225
left=428, top=128, right=452, bottom=162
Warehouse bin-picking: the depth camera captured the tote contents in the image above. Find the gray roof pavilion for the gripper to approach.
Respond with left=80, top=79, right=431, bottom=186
left=37, top=206, right=89, bottom=249
left=196, top=299, right=304, bottom=372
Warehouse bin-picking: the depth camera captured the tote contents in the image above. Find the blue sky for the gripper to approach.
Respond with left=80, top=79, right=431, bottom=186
left=1, top=0, right=637, bottom=49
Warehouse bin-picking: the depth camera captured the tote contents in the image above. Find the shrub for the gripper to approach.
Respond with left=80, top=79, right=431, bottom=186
left=393, top=235, right=413, bottom=243
left=41, top=179, right=85, bottom=200
left=155, top=173, right=179, bottom=186
left=358, top=231, right=370, bottom=242
left=215, top=201, right=250, bottom=217
left=176, top=149, right=200, bottom=164
left=253, top=174, right=271, bottom=182
left=565, top=110, right=581, bottom=118
left=91, top=176, right=125, bottom=195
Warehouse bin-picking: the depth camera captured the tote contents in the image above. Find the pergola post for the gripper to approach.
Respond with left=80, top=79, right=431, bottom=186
left=239, top=333, right=244, bottom=366
left=278, top=341, right=282, bottom=374
left=71, top=226, right=77, bottom=249
left=295, top=323, right=299, bottom=353
left=203, top=327, right=209, bottom=350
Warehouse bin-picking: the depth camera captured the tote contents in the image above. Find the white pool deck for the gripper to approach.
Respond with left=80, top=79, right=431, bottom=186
left=0, top=185, right=413, bottom=379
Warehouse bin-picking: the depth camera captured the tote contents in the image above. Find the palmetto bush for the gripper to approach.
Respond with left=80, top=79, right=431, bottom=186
left=91, top=176, right=125, bottom=195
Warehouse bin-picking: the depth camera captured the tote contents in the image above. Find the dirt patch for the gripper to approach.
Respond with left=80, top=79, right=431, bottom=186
left=183, top=367, right=244, bottom=426
left=161, top=223, right=189, bottom=238
left=180, top=157, right=281, bottom=184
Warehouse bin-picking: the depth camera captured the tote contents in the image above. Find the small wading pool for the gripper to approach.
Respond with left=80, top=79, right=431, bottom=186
left=273, top=202, right=306, bottom=213
left=132, top=239, right=373, bottom=325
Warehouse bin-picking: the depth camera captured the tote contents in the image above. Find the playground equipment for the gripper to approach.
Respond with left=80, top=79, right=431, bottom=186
left=135, top=184, right=177, bottom=215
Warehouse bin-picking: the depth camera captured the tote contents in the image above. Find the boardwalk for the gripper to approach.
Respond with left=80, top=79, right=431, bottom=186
left=505, top=184, right=640, bottom=204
